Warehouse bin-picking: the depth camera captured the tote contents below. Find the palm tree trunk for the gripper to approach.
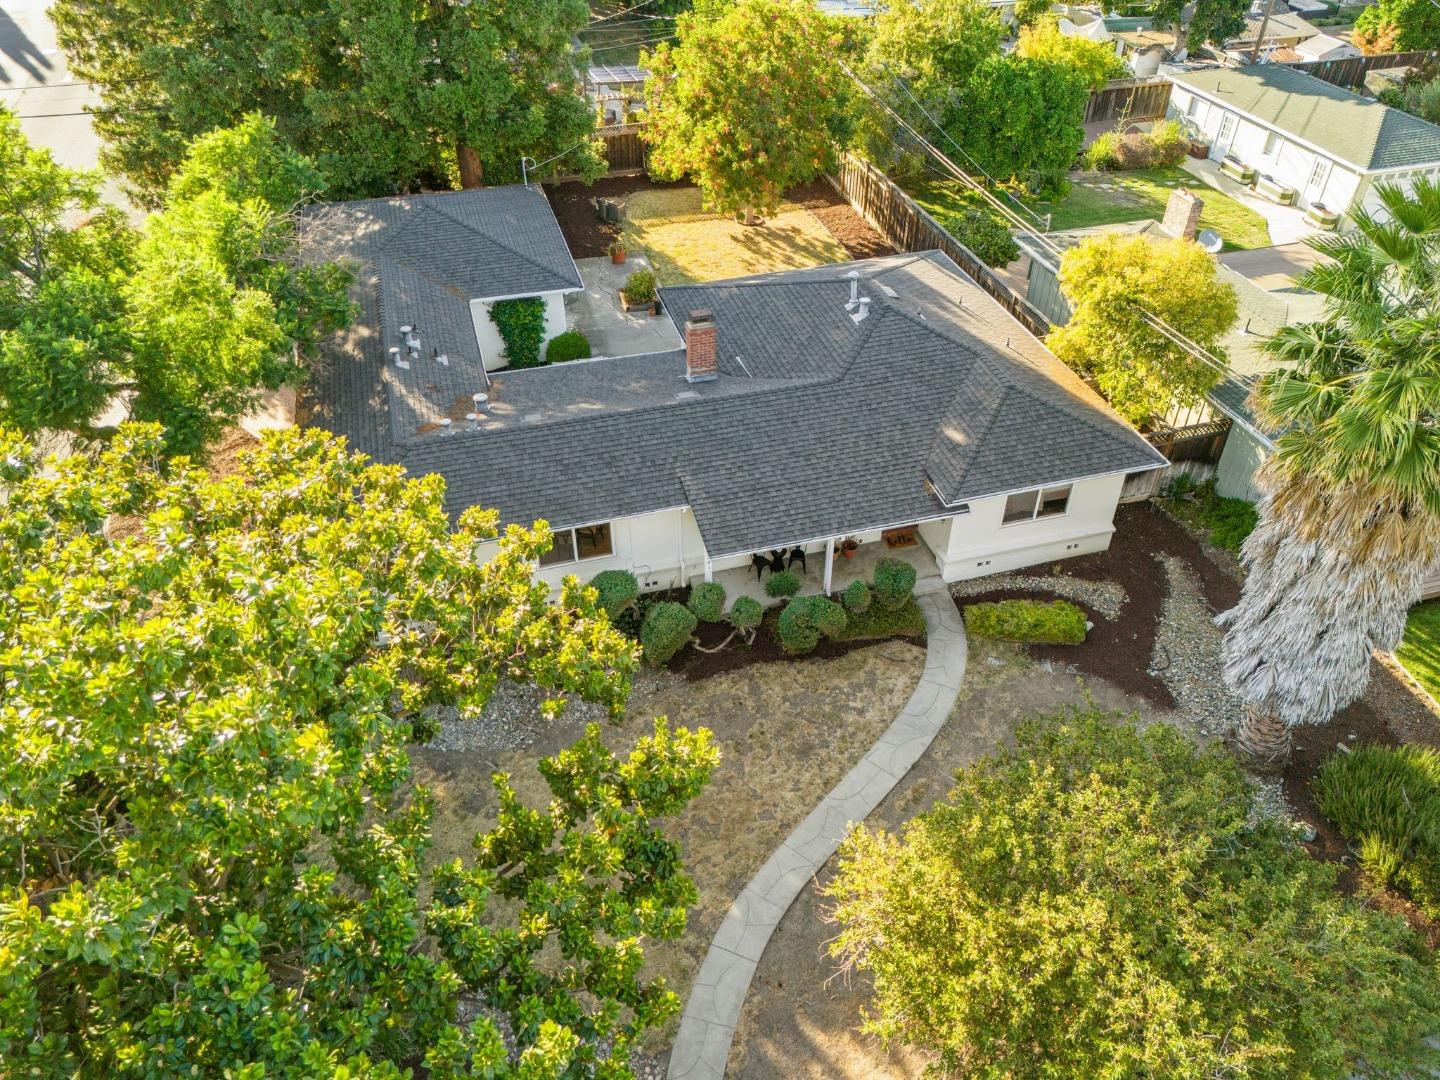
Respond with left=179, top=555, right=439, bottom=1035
left=1235, top=703, right=1292, bottom=772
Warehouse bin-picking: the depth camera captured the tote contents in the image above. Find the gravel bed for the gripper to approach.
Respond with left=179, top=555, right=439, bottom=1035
left=420, top=676, right=641, bottom=754
left=1149, top=554, right=1243, bottom=739
left=950, top=572, right=1128, bottom=621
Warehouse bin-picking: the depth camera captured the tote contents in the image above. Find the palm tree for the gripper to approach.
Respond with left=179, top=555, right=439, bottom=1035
left=1218, top=179, right=1440, bottom=769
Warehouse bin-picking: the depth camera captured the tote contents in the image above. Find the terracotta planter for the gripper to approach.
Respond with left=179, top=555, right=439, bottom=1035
left=611, top=250, right=626, bottom=265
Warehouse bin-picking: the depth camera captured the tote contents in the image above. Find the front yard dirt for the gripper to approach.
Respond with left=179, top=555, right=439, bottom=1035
left=408, top=639, right=928, bottom=1053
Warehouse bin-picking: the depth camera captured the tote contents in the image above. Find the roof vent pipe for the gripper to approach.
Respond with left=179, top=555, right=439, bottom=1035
left=473, top=392, right=489, bottom=412
left=849, top=296, right=871, bottom=325
left=466, top=412, right=479, bottom=430
left=389, top=346, right=409, bottom=370
left=439, top=417, right=453, bottom=436
left=845, top=269, right=861, bottom=310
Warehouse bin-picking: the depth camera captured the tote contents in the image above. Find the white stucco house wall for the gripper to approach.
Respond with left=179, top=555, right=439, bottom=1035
left=469, top=290, right=573, bottom=373
left=1168, top=65, right=1440, bottom=216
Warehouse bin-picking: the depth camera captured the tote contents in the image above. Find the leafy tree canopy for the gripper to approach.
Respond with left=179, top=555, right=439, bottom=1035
left=0, top=111, right=352, bottom=457
left=0, top=422, right=717, bottom=1077
left=643, top=0, right=855, bottom=220
left=1355, top=0, right=1440, bottom=52
left=50, top=0, right=602, bottom=203
left=1150, top=0, right=1251, bottom=51
left=826, top=707, right=1440, bottom=1079
left=1014, top=16, right=1130, bottom=90
left=952, top=54, right=1090, bottom=192
left=1048, top=232, right=1236, bottom=424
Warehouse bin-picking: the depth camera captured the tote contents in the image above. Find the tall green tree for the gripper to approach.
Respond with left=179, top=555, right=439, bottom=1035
left=953, top=54, right=1089, bottom=192
left=1014, top=16, right=1129, bottom=90
left=1218, top=180, right=1440, bottom=768
left=0, top=422, right=716, bottom=1077
left=1047, top=232, right=1237, bottom=424
left=1150, top=0, right=1251, bottom=51
left=1355, top=0, right=1440, bottom=52
left=50, top=0, right=602, bottom=203
left=826, top=706, right=1440, bottom=1078
left=0, top=111, right=352, bottom=456
left=643, top=0, right=854, bottom=221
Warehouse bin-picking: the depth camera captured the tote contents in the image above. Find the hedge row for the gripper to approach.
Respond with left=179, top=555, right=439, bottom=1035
left=963, top=599, right=1087, bottom=644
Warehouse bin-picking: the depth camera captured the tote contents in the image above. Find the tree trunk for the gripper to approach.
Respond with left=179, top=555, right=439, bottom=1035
left=1235, top=703, right=1292, bottom=772
left=739, top=206, right=760, bottom=226
left=1170, top=21, right=1185, bottom=53
left=457, top=144, right=484, bottom=189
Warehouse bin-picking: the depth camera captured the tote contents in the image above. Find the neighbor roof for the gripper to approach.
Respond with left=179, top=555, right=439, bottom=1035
left=587, top=64, right=648, bottom=85
left=1229, top=10, right=1321, bottom=44
left=1170, top=65, right=1440, bottom=172
left=307, top=237, right=1163, bottom=558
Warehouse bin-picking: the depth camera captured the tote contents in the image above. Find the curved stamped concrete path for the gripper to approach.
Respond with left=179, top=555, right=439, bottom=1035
left=667, top=584, right=967, bottom=1080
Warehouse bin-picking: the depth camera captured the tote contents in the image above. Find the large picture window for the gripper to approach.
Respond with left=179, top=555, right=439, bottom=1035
left=539, top=522, right=614, bottom=566
left=1002, top=485, right=1071, bottom=525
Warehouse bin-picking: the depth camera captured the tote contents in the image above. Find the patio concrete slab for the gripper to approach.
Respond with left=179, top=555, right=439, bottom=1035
left=1179, top=156, right=1318, bottom=246
left=567, top=255, right=682, bottom=360
left=666, top=589, right=968, bottom=1080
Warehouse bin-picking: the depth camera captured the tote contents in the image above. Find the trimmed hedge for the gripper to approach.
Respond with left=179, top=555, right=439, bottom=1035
left=546, top=329, right=592, bottom=364
left=1315, top=744, right=1440, bottom=919
left=836, top=595, right=926, bottom=642
left=687, top=581, right=727, bottom=623
left=777, top=595, right=848, bottom=655
left=963, top=599, right=1087, bottom=644
left=640, top=601, right=697, bottom=666
left=872, top=558, right=917, bottom=611
left=589, top=569, right=639, bottom=620
left=765, top=569, right=801, bottom=598
left=728, top=596, right=764, bottom=631
left=842, top=579, right=872, bottom=614
left=489, top=297, right=546, bottom=369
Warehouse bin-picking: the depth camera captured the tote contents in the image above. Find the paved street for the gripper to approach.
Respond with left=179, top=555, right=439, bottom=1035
left=1, top=0, right=136, bottom=213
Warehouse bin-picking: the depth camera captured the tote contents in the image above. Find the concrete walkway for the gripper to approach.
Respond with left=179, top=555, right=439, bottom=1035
left=1180, top=156, right=1317, bottom=246
left=666, top=584, right=968, bottom=1080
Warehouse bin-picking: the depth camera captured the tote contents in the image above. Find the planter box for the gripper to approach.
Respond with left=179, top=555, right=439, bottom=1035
left=1305, top=203, right=1340, bottom=229
left=1256, top=174, right=1296, bottom=205
left=1188, top=140, right=1210, bottom=159
left=620, top=292, right=656, bottom=313
left=1221, top=155, right=1256, bottom=183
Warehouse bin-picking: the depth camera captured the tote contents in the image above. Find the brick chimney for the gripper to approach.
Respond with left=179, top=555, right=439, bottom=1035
left=1163, top=187, right=1204, bottom=242
left=684, top=309, right=718, bottom=382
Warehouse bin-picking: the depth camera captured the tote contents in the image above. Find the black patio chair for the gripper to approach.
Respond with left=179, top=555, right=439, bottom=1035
left=787, top=547, right=807, bottom=573
left=751, top=553, right=770, bottom=580
left=768, top=550, right=787, bottom=574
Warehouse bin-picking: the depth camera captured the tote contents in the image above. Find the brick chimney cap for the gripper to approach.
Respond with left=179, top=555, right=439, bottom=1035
left=687, top=308, right=714, bottom=324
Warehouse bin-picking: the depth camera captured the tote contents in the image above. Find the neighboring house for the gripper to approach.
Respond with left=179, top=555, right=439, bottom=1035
left=1295, top=33, right=1362, bottom=61
left=585, top=64, right=648, bottom=125
left=1168, top=65, right=1440, bottom=215
left=305, top=186, right=1166, bottom=594
left=1220, top=10, right=1323, bottom=57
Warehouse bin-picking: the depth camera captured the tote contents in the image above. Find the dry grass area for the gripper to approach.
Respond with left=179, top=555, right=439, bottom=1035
left=409, top=640, right=927, bottom=1046
left=729, top=645, right=1168, bottom=1079
left=619, top=186, right=849, bottom=284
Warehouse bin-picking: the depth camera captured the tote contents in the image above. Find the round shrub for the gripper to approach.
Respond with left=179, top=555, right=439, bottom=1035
left=872, top=558, right=917, bottom=611
left=842, top=579, right=872, bottom=614
left=589, top=569, right=639, bottom=620
left=640, top=601, right=697, bottom=666
left=728, top=595, right=764, bottom=631
left=546, top=329, right=592, bottom=364
left=765, top=569, right=801, bottom=598
left=687, top=581, right=727, bottom=623
left=777, top=595, right=848, bottom=655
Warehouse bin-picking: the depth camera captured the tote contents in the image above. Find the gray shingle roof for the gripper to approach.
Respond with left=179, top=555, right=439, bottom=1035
left=1170, top=65, right=1440, bottom=172
left=307, top=236, right=1164, bottom=558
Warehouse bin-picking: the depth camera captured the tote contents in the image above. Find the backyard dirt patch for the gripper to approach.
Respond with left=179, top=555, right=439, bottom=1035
left=785, top=179, right=895, bottom=261
left=730, top=646, right=1169, bottom=1079
left=408, top=640, right=928, bottom=1053
left=545, top=175, right=686, bottom=258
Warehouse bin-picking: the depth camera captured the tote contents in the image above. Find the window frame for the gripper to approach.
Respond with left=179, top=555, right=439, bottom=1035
left=1001, top=484, right=1072, bottom=526
left=538, top=522, right=614, bottom=567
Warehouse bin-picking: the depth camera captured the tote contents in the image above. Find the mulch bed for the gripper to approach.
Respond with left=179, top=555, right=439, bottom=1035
left=784, top=179, right=896, bottom=261
left=953, top=503, right=1240, bottom=707
left=543, top=174, right=895, bottom=263
left=669, top=617, right=917, bottom=682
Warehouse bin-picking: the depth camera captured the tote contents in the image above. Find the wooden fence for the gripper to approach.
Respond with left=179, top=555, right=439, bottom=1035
left=1289, top=49, right=1440, bottom=89
left=1084, top=77, right=1173, bottom=125
left=828, top=154, right=1053, bottom=338
left=598, top=123, right=647, bottom=173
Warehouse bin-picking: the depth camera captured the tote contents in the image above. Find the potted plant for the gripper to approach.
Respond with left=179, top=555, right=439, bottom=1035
left=619, top=268, right=657, bottom=313
left=839, top=537, right=860, bottom=559
left=608, top=239, right=627, bottom=265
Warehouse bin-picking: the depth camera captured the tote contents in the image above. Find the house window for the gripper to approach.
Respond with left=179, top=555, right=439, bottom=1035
left=1263, top=131, right=1280, bottom=156
left=1186, top=95, right=1200, bottom=118
left=539, top=522, right=614, bottom=566
left=1002, top=485, right=1072, bottom=525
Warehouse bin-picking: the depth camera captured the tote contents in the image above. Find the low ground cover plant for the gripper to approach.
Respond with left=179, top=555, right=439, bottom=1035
left=1165, top=476, right=1258, bottom=552
left=963, top=598, right=1087, bottom=643
left=827, top=707, right=1440, bottom=1078
left=1315, top=744, right=1440, bottom=920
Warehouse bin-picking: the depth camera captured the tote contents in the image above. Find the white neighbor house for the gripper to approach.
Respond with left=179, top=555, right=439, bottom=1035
left=306, top=186, right=1167, bottom=597
left=1168, top=65, right=1440, bottom=216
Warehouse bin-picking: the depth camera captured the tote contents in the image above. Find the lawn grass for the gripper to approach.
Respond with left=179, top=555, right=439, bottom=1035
left=1397, top=601, right=1440, bottom=704
left=1023, top=166, right=1273, bottom=251
left=619, top=186, right=848, bottom=284
left=1164, top=480, right=1258, bottom=553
